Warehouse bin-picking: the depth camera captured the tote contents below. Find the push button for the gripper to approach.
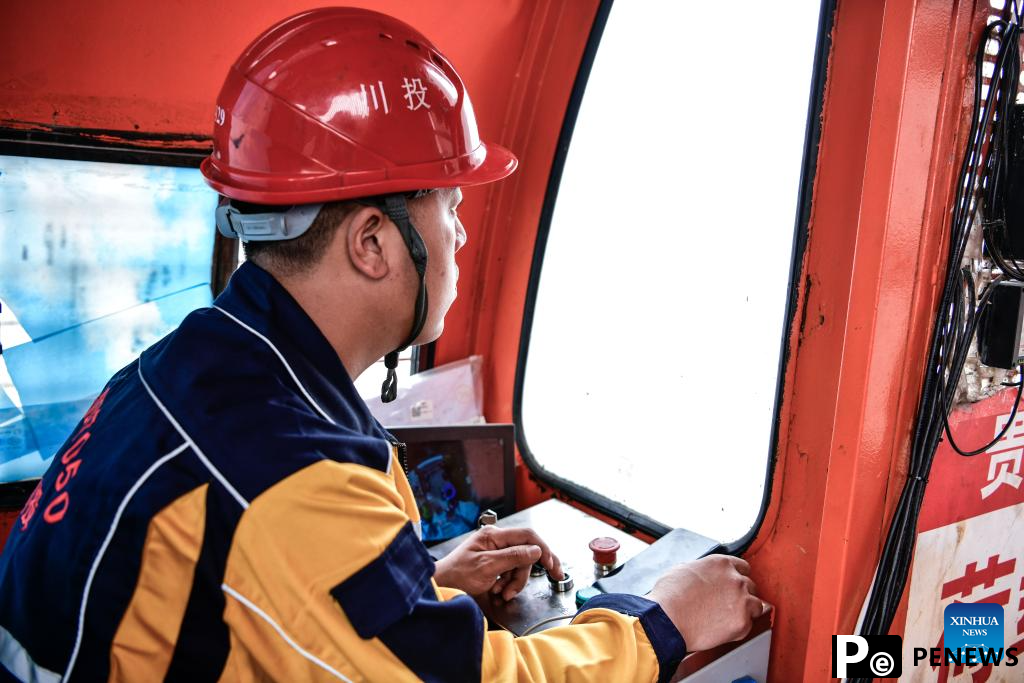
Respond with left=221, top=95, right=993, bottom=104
left=589, top=537, right=620, bottom=576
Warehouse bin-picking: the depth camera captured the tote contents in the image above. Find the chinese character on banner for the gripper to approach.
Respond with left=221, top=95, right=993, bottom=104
left=988, top=412, right=1024, bottom=454
left=982, top=450, right=1023, bottom=499
left=402, top=77, right=431, bottom=111
left=903, top=393, right=1024, bottom=681
left=903, top=504, right=1024, bottom=682
left=981, top=412, right=1024, bottom=500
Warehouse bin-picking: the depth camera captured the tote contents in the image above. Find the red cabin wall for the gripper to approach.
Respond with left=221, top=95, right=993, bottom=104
left=0, top=0, right=600, bottom=394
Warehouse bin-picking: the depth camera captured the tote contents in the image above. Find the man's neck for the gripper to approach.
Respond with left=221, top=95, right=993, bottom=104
left=272, top=270, right=400, bottom=382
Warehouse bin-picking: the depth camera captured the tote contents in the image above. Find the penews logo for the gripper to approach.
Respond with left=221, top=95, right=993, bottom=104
left=834, top=604, right=1021, bottom=677
left=832, top=635, right=902, bottom=678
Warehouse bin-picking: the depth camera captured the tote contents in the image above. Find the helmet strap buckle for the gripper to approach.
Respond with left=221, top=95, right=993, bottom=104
left=215, top=199, right=322, bottom=242
left=379, top=194, right=430, bottom=403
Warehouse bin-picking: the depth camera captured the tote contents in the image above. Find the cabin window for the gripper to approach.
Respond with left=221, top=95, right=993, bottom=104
left=0, top=155, right=217, bottom=482
left=519, top=1, right=823, bottom=542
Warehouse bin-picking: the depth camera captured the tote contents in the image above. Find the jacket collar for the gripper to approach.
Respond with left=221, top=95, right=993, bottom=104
left=213, top=261, right=388, bottom=438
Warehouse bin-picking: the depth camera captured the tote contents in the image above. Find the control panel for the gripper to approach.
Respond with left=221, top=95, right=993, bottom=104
left=429, top=499, right=650, bottom=635
left=427, top=498, right=772, bottom=682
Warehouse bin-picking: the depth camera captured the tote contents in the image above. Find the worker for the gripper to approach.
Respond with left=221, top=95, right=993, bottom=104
left=0, top=8, right=770, bottom=682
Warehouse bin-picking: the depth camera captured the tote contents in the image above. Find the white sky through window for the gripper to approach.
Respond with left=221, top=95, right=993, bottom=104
left=521, top=1, right=822, bottom=542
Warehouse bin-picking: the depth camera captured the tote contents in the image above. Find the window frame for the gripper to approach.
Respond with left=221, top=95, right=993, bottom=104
left=512, top=0, right=836, bottom=546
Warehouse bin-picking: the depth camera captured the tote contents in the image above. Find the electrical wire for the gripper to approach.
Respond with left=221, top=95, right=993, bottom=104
left=856, top=6, right=1018, bottom=646
left=849, top=9, right=1024, bottom=682
left=941, top=367, right=1024, bottom=456
left=519, top=614, right=575, bottom=637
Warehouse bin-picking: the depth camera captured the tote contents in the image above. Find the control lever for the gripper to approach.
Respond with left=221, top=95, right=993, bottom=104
left=477, top=509, right=498, bottom=527
left=594, top=528, right=720, bottom=597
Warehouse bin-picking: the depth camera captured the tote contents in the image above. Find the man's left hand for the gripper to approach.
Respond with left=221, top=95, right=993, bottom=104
left=433, top=526, right=563, bottom=600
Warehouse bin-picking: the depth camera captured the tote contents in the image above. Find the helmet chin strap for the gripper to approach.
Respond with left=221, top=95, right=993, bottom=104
left=379, top=194, right=429, bottom=403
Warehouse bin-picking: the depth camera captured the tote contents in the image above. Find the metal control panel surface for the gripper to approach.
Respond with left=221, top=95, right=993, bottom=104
left=428, top=498, right=649, bottom=635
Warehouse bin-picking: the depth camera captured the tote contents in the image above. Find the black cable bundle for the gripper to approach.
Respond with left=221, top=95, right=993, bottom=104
left=850, top=6, right=1023, bottom=681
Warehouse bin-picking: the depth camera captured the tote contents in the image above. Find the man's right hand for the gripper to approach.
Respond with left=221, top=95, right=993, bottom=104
left=647, top=554, right=771, bottom=652
left=434, top=525, right=563, bottom=600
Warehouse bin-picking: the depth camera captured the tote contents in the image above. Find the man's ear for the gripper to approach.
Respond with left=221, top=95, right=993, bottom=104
left=346, top=205, right=390, bottom=279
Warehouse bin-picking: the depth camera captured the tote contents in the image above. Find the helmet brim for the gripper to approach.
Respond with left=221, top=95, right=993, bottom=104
left=450, top=141, right=518, bottom=188
left=202, top=141, right=518, bottom=205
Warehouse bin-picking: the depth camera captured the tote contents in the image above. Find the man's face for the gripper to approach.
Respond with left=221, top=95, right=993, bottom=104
left=409, top=187, right=466, bottom=343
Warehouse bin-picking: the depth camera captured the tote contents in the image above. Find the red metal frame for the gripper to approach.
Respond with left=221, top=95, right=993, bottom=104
left=736, top=1, right=990, bottom=678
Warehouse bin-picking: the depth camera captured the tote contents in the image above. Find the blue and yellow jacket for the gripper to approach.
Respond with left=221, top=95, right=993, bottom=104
left=0, top=262, right=685, bottom=682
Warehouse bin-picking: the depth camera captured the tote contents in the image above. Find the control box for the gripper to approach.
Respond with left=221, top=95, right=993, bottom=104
left=1001, top=104, right=1024, bottom=257
left=978, top=281, right=1024, bottom=369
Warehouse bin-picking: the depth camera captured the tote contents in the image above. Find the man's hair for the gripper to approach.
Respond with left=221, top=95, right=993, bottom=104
left=240, top=200, right=359, bottom=276
left=238, top=189, right=440, bottom=276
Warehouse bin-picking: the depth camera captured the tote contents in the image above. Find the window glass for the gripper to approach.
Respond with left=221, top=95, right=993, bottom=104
left=521, top=2, right=822, bottom=542
left=0, top=155, right=217, bottom=481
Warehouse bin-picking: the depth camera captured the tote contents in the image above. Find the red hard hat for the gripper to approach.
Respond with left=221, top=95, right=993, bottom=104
left=200, top=7, right=517, bottom=204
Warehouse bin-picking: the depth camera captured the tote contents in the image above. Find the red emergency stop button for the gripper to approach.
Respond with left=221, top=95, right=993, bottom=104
left=589, top=537, right=620, bottom=566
